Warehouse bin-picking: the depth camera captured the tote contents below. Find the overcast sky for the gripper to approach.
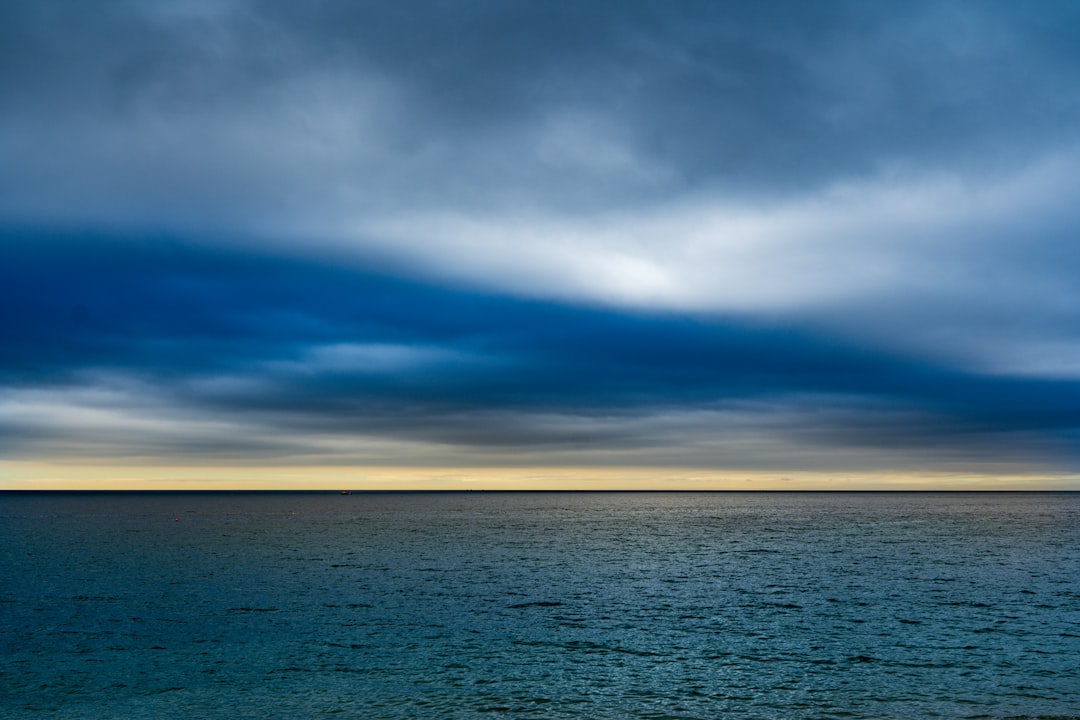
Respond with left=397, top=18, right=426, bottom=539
left=3, top=0, right=1080, bottom=488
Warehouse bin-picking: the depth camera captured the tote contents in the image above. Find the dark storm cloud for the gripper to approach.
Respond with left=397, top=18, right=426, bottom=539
left=191, top=0, right=1080, bottom=190
left=4, top=0, right=1080, bottom=220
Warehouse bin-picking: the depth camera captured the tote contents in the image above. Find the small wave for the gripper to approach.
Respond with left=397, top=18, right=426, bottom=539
left=506, top=600, right=563, bottom=609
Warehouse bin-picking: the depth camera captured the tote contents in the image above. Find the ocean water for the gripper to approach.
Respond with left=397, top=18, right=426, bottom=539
left=1, top=491, right=1078, bottom=720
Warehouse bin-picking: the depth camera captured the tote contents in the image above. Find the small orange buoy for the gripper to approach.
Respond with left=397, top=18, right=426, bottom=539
left=175, top=517, right=179, bottom=522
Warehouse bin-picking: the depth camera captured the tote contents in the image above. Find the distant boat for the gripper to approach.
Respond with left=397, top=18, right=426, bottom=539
left=340, top=490, right=351, bottom=495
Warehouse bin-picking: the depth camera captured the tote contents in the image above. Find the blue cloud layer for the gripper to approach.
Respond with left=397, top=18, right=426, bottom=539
left=3, top=231, right=1077, bottom=470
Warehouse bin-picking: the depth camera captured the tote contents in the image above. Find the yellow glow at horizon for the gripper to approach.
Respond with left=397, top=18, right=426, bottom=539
left=2, top=460, right=1076, bottom=491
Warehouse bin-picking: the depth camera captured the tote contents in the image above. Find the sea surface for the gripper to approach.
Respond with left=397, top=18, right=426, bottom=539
left=1, top=491, right=1078, bottom=719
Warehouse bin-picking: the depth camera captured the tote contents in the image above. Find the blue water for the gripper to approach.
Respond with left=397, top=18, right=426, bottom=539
left=2, top=491, right=1078, bottom=719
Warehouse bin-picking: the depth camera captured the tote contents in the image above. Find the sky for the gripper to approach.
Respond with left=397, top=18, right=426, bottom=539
left=3, top=0, right=1080, bottom=489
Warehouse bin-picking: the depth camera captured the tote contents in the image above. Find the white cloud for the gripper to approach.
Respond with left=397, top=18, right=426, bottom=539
left=353, top=146, right=1080, bottom=310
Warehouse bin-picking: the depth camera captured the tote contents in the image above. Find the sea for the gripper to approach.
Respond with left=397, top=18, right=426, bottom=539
left=1, top=491, right=1078, bottom=719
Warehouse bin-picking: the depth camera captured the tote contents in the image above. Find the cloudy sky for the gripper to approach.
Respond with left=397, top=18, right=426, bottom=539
left=3, top=0, right=1080, bottom=489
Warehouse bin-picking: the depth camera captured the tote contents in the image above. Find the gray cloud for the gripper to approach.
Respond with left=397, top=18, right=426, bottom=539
left=6, top=1, right=1080, bottom=220
left=4, top=2, right=1080, bottom=479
